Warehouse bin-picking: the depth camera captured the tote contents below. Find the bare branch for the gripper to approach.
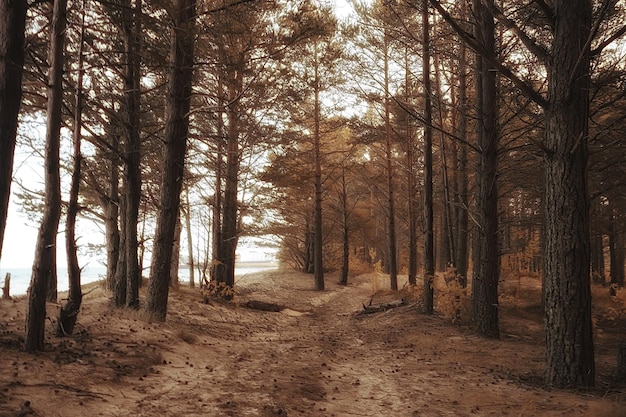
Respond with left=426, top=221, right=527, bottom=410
left=484, top=0, right=550, bottom=63
left=568, top=0, right=612, bottom=95
left=591, top=24, right=626, bottom=56
left=391, top=95, right=481, bottom=154
left=531, top=0, right=555, bottom=27
left=429, top=0, right=548, bottom=109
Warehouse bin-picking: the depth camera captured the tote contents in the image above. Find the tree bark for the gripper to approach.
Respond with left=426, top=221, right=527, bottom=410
left=113, top=195, right=127, bottom=306
left=434, top=52, right=455, bottom=272
left=145, top=0, right=196, bottom=321
left=339, top=163, right=349, bottom=286
left=122, top=0, right=142, bottom=309
left=57, top=9, right=87, bottom=337
left=455, top=35, right=469, bottom=287
left=383, top=31, right=398, bottom=291
left=183, top=189, right=195, bottom=288
left=213, top=27, right=243, bottom=294
left=303, top=218, right=314, bottom=274
left=422, top=0, right=434, bottom=313
left=608, top=205, right=624, bottom=286
left=170, top=210, right=182, bottom=288
left=590, top=203, right=605, bottom=285
left=471, top=0, right=499, bottom=338
left=543, top=0, right=594, bottom=388
left=25, top=0, right=68, bottom=352
left=104, top=130, right=120, bottom=291
left=0, top=0, right=27, bottom=261
left=214, top=77, right=241, bottom=294
left=210, top=73, right=224, bottom=284
left=405, top=47, right=418, bottom=287
left=2, top=273, right=11, bottom=300
left=313, top=41, right=325, bottom=291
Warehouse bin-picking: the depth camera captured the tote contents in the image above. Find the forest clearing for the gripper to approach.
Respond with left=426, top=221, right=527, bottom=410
left=1, top=269, right=625, bottom=417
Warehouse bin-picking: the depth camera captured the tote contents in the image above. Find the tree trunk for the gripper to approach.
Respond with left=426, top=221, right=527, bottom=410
left=543, top=0, right=594, bottom=388
left=57, top=11, right=87, bottom=337
left=214, top=77, right=241, bottom=294
left=434, top=52, right=455, bottom=271
left=0, top=0, right=27, bottom=261
left=455, top=35, right=469, bottom=287
left=471, top=0, right=499, bottom=338
left=25, top=0, right=67, bottom=352
left=405, top=47, right=418, bottom=287
left=145, top=0, right=196, bottom=321
left=170, top=210, right=182, bottom=288
left=113, top=195, right=127, bottom=306
left=303, top=218, right=314, bottom=274
left=383, top=31, right=398, bottom=291
left=609, top=206, right=624, bottom=287
left=183, top=189, right=195, bottom=288
left=104, top=130, right=120, bottom=291
left=47, top=251, right=58, bottom=302
left=210, top=73, right=224, bottom=284
left=122, top=0, right=142, bottom=309
left=422, top=0, right=434, bottom=313
left=2, top=273, right=11, bottom=300
left=590, top=229, right=605, bottom=285
left=313, top=41, right=325, bottom=291
left=339, top=164, right=349, bottom=286
left=590, top=202, right=605, bottom=285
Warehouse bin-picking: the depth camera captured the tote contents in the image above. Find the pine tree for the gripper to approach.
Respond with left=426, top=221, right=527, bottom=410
left=26, top=0, right=68, bottom=352
left=145, top=0, right=196, bottom=321
left=0, top=0, right=27, bottom=262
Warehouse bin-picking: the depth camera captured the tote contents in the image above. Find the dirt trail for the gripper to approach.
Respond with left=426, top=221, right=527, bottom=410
left=1, top=269, right=625, bottom=417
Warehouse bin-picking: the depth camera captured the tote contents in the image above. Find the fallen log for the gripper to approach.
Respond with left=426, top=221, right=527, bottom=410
left=245, top=300, right=284, bottom=312
left=358, top=299, right=407, bottom=315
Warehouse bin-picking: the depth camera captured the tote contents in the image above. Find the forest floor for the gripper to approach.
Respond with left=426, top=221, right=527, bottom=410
left=1, top=268, right=626, bottom=417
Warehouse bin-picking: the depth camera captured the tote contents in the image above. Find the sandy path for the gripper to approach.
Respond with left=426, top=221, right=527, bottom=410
left=1, top=269, right=625, bottom=417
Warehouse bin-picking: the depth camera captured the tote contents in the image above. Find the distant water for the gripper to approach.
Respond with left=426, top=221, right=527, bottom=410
left=0, top=263, right=277, bottom=297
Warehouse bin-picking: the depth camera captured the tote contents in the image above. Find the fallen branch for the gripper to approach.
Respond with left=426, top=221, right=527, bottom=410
left=9, top=381, right=112, bottom=399
left=245, top=300, right=284, bottom=312
left=358, top=299, right=407, bottom=315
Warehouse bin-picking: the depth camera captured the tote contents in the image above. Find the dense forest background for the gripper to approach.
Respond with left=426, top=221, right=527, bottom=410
left=0, top=0, right=625, bottom=390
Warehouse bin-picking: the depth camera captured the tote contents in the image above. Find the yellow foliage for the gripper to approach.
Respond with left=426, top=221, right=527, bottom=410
left=202, top=280, right=239, bottom=302
left=399, top=283, right=422, bottom=303
left=434, top=267, right=470, bottom=324
left=348, top=257, right=374, bottom=276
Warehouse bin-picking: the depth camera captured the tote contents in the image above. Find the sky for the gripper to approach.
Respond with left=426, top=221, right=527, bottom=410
left=2, top=121, right=48, bottom=269
left=2, top=208, right=38, bottom=269
left=333, top=0, right=353, bottom=18
left=1, top=162, right=88, bottom=270
left=1, top=116, right=105, bottom=270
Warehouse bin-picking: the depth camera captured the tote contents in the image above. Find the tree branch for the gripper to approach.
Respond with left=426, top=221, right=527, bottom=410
left=531, top=0, right=555, bottom=28
left=568, top=0, right=611, bottom=95
left=429, top=0, right=548, bottom=109
left=591, top=24, right=626, bottom=56
left=391, top=95, right=481, bottom=154
left=204, top=0, right=257, bottom=14
left=484, top=0, right=550, bottom=63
